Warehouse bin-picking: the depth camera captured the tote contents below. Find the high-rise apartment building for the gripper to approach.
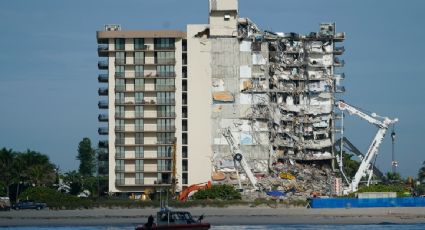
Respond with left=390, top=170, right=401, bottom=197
left=97, top=0, right=345, bottom=195
left=97, top=28, right=188, bottom=193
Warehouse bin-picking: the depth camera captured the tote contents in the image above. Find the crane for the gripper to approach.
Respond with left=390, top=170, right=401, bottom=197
left=222, top=128, right=258, bottom=190
left=337, top=100, right=398, bottom=194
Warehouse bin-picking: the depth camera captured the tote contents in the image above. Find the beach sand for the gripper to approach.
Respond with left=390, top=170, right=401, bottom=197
left=1, top=206, right=425, bottom=226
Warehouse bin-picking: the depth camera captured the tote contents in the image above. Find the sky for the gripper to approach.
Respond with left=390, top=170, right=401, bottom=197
left=0, top=0, right=424, bottom=177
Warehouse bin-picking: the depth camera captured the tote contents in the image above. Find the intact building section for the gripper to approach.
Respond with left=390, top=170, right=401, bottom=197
left=97, top=26, right=186, bottom=193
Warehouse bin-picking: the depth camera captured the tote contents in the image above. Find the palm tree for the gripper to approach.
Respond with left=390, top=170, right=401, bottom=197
left=418, top=161, right=425, bottom=183
left=0, top=148, right=16, bottom=197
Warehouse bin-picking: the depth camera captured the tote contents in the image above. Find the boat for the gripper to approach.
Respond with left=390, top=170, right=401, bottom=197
left=135, top=208, right=211, bottom=230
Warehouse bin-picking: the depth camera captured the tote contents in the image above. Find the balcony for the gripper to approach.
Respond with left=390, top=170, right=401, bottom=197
left=98, top=114, right=108, bottom=122
left=334, top=46, right=345, bottom=55
left=157, top=112, right=176, bottom=118
left=157, top=139, right=175, bottom=145
left=157, top=99, right=175, bottom=105
left=98, top=127, right=108, bottom=135
left=155, top=58, right=176, bottom=65
left=156, top=72, right=176, bottom=78
left=97, top=45, right=108, bottom=57
left=98, top=140, right=108, bottom=148
left=334, top=58, right=345, bottom=67
left=334, top=73, right=345, bottom=80
left=98, top=60, right=108, bottom=69
left=336, top=86, right=346, bottom=93
left=98, top=100, right=108, bottom=109
left=155, top=85, right=175, bottom=91
left=98, top=74, right=108, bottom=83
left=157, top=126, right=176, bottom=132
left=334, top=32, right=346, bottom=42
left=154, top=45, right=175, bottom=50
left=135, top=45, right=149, bottom=51
left=98, top=87, right=108, bottom=96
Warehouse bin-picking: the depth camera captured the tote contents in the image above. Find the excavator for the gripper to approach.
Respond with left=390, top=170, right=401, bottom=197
left=178, top=181, right=212, bottom=201
left=337, top=100, right=398, bottom=194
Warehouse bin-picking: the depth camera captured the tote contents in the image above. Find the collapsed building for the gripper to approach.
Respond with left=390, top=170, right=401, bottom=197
left=188, top=0, right=346, bottom=196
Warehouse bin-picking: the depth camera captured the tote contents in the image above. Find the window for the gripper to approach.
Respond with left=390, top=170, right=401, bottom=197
left=157, top=133, right=174, bottom=144
left=136, top=160, right=144, bottom=171
left=135, top=106, right=143, bottom=117
left=158, top=106, right=174, bottom=117
left=154, top=38, right=175, bottom=49
left=158, top=160, right=172, bottom=171
left=135, top=52, right=144, bottom=64
left=116, top=51, right=125, bottom=64
left=182, top=119, right=187, bottom=132
left=135, top=132, right=143, bottom=144
left=182, top=146, right=187, bottom=158
left=116, top=119, right=124, bottom=131
left=115, top=65, right=124, bottom=77
left=182, top=173, right=188, bottom=185
left=155, top=52, right=174, bottom=64
left=135, top=119, right=144, bottom=131
left=115, top=92, right=124, bottom=103
left=156, top=65, right=175, bottom=77
left=115, top=79, right=125, bottom=91
left=135, top=79, right=144, bottom=91
left=116, top=173, right=125, bottom=185
left=158, top=146, right=172, bottom=158
left=135, top=92, right=144, bottom=103
left=157, top=119, right=174, bottom=131
left=182, top=159, right=188, bottom=172
left=116, top=106, right=124, bottom=117
left=115, top=160, right=124, bottom=171
left=156, top=78, right=174, bottom=91
left=135, top=66, right=144, bottom=78
left=135, top=173, right=144, bottom=185
left=134, top=38, right=145, bottom=50
left=182, top=133, right=188, bottom=145
left=157, top=92, right=175, bottom=104
left=135, top=146, right=144, bottom=158
left=115, top=38, right=125, bottom=50
left=116, top=146, right=125, bottom=158
left=115, top=133, right=124, bottom=145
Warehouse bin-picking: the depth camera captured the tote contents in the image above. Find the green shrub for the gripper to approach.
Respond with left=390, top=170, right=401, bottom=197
left=192, top=184, right=241, bottom=200
left=355, top=184, right=410, bottom=197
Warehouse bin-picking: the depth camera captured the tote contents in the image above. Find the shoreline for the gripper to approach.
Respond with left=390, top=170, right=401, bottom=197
left=1, top=206, right=425, bottom=226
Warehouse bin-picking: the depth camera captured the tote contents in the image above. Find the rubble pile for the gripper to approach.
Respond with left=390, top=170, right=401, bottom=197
left=257, top=162, right=335, bottom=198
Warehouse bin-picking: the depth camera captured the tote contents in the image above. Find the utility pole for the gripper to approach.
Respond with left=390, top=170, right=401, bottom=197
left=391, top=125, right=397, bottom=174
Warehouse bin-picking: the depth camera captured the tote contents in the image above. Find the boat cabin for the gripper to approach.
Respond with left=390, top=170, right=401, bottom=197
left=156, top=209, right=197, bottom=225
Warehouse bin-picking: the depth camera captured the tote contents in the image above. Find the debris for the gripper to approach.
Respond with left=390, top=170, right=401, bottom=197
left=212, top=91, right=234, bottom=102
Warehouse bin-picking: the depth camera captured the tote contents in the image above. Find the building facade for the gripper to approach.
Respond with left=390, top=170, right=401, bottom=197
left=97, top=28, right=188, bottom=193
left=97, top=0, right=345, bottom=194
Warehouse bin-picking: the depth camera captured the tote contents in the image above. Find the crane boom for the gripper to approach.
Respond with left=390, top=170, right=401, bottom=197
left=222, top=128, right=258, bottom=190
left=337, top=101, right=398, bottom=193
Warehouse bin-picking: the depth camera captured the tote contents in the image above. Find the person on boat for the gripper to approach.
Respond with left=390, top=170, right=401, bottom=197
left=144, top=215, right=155, bottom=229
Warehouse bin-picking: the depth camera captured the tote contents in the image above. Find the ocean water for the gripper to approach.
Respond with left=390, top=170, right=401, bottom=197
left=1, top=225, right=425, bottom=230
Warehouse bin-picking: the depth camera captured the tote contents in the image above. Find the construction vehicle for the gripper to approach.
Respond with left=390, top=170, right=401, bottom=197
left=337, top=100, right=398, bottom=194
left=178, top=181, right=212, bottom=201
left=222, top=127, right=258, bottom=190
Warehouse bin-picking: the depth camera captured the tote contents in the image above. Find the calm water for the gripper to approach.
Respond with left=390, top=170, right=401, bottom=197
left=1, top=225, right=425, bottom=230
